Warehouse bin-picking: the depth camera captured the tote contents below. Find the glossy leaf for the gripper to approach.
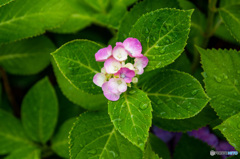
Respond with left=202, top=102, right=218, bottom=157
left=52, top=58, right=107, bottom=110
left=0, top=36, right=54, bottom=75
left=215, top=112, right=240, bottom=151
left=118, top=0, right=180, bottom=42
left=166, top=52, right=191, bottom=73
left=52, top=118, right=75, bottom=158
left=153, top=105, right=218, bottom=132
left=69, top=111, right=142, bottom=159
left=52, top=0, right=128, bottom=33
left=84, top=0, right=110, bottom=12
left=0, top=0, right=14, bottom=6
left=21, top=77, right=58, bottom=143
left=0, top=0, right=70, bottom=43
left=214, top=15, right=238, bottom=45
left=173, top=134, right=220, bottom=159
left=138, top=69, right=209, bottom=119
left=149, top=133, right=171, bottom=159
left=0, top=109, right=32, bottom=155
left=108, top=88, right=152, bottom=150
left=143, top=141, right=161, bottom=159
left=5, top=147, right=41, bottom=159
left=198, top=47, right=240, bottom=120
left=220, top=0, right=240, bottom=7
left=52, top=40, right=103, bottom=95
left=55, top=87, right=85, bottom=127
left=129, top=8, right=193, bottom=71
left=178, top=0, right=206, bottom=54
left=219, top=4, right=240, bottom=42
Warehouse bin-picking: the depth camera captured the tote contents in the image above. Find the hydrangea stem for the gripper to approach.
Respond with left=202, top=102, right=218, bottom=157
left=0, top=67, right=19, bottom=117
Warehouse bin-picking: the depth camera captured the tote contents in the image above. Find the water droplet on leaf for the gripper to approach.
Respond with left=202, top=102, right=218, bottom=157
left=222, top=73, right=228, bottom=79
left=140, top=103, right=148, bottom=110
left=129, top=90, right=136, bottom=94
left=87, top=149, right=97, bottom=155
left=214, top=76, right=222, bottom=83
left=191, top=90, right=198, bottom=96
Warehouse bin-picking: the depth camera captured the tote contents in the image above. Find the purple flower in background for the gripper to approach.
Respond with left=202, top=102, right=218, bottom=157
left=152, top=126, right=175, bottom=143
left=188, top=127, right=218, bottom=147
left=216, top=141, right=236, bottom=159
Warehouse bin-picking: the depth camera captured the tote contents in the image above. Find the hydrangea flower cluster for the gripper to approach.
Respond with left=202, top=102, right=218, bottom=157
left=93, top=38, right=148, bottom=101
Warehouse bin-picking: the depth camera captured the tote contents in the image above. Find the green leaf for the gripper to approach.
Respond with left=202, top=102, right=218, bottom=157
left=214, top=15, right=238, bottom=45
left=52, top=58, right=107, bottom=110
left=52, top=40, right=103, bottom=95
left=173, top=134, right=220, bottom=159
left=166, top=52, right=191, bottom=73
left=219, top=4, right=240, bottom=42
left=118, top=0, right=180, bottom=42
left=69, top=111, right=142, bottom=159
left=49, top=0, right=93, bottom=33
left=0, top=36, right=55, bottom=75
left=143, top=141, right=161, bottom=159
left=52, top=118, right=75, bottom=158
left=178, top=0, right=206, bottom=54
left=0, top=0, right=14, bottom=6
left=129, top=9, right=193, bottom=71
left=84, top=0, right=109, bottom=12
left=153, top=105, right=218, bottom=132
left=215, top=112, right=240, bottom=151
left=108, top=88, right=152, bottom=150
left=0, top=81, right=2, bottom=105
left=149, top=133, right=171, bottom=159
left=198, top=47, right=240, bottom=120
left=51, top=0, right=128, bottom=33
left=138, top=69, right=209, bottom=119
left=94, top=1, right=127, bottom=29
left=0, top=0, right=70, bottom=44
left=55, top=87, right=85, bottom=127
left=0, top=109, right=33, bottom=155
left=5, top=147, right=41, bottom=159
left=21, top=77, right=58, bottom=143
left=220, top=0, right=240, bottom=7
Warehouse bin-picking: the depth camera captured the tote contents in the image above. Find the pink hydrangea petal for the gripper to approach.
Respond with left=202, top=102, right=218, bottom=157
left=95, top=45, right=112, bottom=62
left=93, top=73, right=106, bottom=87
left=135, top=66, right=144, bottom=75
left=116, top=42, right=123, bottom=46
left=115, top=67, right=135, bottom=83
left=102, top=82, right=120, bottom=101
left=108, top=78, right=120, bottom=94
left=123, top=38, right=143, bottom=57
left=124, top=63, right=135, bottom=70
left=134, top=56, right=149, bottom=68
left=117, top=78, right=127, bottom=92
left=113, top=45, right=128, bottom=61
left=104, top=58, right=121, bottom=74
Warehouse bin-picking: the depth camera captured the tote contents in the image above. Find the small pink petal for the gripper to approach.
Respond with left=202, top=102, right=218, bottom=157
left=115, top=67, right=135, bottom=83
left=123, top=38, right=143, bottom=57
left=95, top=45, right=112, bottom=62
left=108, top=78, right=127, bottom=93
left=93, top=73, right=106, bottom=87
left=104, top=58, right=121, bottom=74
left=134, top=56, right=149, bottom=75
left=116, top=42, right=123, bottom=46
left=135, top=66, right=144, bottom=75
left=102, top=82, right=120, bottom=101
left=113, top=45, right=128, bottom=61
left=123, top=63, right=135, bottom=71
left=135, top=56, right=149, bottom=68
